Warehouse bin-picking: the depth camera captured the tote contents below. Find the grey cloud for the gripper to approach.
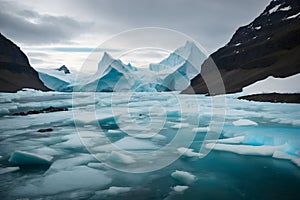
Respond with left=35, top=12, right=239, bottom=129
left=70, top=0, right=271, bottom=52
left=0, top=0, right=271, bottom=53
left=0, top=1, right=91, bottom=45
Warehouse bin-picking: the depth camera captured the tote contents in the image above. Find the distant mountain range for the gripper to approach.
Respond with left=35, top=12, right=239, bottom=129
left=183, top=0, right=300, bottom=95
left=0, top=33, right=49, bottom=92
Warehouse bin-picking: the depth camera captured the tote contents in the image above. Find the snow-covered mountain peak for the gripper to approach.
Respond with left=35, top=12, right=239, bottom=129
left=149, top=41, right=205, bottom=72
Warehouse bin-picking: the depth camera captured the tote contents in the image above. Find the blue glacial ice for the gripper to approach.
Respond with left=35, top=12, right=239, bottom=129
left=37, top=41, right=206, bottom=92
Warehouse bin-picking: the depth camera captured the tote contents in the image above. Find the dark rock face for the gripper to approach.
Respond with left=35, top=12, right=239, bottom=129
left=238, top=93, right=300, bottom=103
left=57, top=65, right=70, bottom=74
left=0, top=33, right=50, bottom=92
left=183, top=0, right=300, bottom=95
left=13, top=106, right=68, bottom=116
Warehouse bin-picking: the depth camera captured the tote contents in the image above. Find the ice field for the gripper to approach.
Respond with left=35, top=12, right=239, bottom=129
left=0, top=90, right=300, bottom=199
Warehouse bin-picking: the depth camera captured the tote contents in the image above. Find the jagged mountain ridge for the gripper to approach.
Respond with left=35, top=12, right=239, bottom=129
left=183, top=0, right=300, bottom=95
left=0, top=33, right=50, bottom=92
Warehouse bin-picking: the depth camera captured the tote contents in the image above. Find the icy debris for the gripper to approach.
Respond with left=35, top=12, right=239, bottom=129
left=171, top=170, right=197, bottom=185
left=254, top=26, right=261, bottom=30
left=107, top=151, right=135, bottom=164
left=234, top=43, right=241, bottom=46
left=177, top=147, right=202, bottom=158
left=96, top=186, right=131, bottom=196
left=0, top=167, right=19, bottom=175
left=9, top=151, right=53, bottom=166
left=232, top=119, right=258, bottom=126
left=172, top=185, right=189, bottom=193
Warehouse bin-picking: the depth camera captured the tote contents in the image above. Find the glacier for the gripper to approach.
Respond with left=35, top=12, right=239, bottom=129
left=37, top=41, right=206, bottom=92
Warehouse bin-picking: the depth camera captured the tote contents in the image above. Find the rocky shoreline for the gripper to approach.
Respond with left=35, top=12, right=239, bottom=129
left=238, top=93, right=300, bottom=103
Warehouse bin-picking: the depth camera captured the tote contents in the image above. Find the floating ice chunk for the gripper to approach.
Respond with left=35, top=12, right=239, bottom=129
left=9, top=151, right=53, bottom=166
left=232, top=119, right=258, bottom=126
left=171, top=170, right=197, bottom=185
left=172, top=185, right=189, bottom=193
left=171, top=123, right=190, bottom=129
left=192, top=127, right=210, bottom=132
left=107, top=151, right=135, bottom=164
left=96, top=186, right=131, bottom=196
left=177, top=147, right=202, bottom=158
left=15, top=166, right=112, bottom=195
left=0, top=167, right=19, bottom=175
left=206, top=143, right=279, bottom=156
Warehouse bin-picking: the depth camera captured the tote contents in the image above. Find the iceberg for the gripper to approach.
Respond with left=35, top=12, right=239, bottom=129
left=78, top=52, right=138, bottom=92
left=39, top=41, right=205, bottom=92
left=37, top=68, right=74, bottom=91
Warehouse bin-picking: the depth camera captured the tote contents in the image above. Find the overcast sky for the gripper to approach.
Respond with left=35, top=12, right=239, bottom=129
left=0, top=0, right=271, bottom=71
